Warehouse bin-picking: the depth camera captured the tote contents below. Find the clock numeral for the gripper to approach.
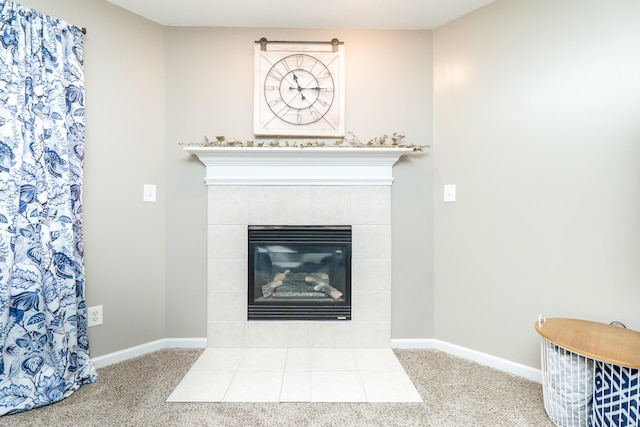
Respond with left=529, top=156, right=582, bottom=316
left=295, top=54, right=305, bottom=69
left=307, top=59, right=321, bottom=75
left=296, top=107, right=320, bottom=125
left=264, top=85, right=278, bottom=91
left=316, top=69, right=331, bottom=80
left=268, top=97, right=283, bottom=106
left=280, top=58, right=291, bottom=73
left=273, top=104, right=292, bottom=121
left=267, top=67, right=284, bottom=80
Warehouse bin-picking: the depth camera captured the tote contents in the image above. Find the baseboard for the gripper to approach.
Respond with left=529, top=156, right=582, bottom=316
left=391, top=338, right=439, bottom=349
left=91, top=338, right=207, bottom=369
left=391, top=338, right=542, bottom=383
left=92, top=337, right=541, bottom=383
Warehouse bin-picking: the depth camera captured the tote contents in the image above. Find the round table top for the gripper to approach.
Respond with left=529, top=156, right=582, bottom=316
left=535, top=317, right=640, bottom=369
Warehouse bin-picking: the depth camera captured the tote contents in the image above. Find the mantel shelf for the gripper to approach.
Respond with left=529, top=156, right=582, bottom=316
left=184, top=146, right=416, bottom=186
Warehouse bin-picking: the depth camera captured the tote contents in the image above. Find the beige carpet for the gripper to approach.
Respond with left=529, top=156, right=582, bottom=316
left=0, top=348, right=555, bottom=427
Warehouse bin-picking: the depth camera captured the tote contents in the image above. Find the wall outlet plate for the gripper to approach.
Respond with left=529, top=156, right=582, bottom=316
left=87, top=305, right=103, bottom=327
left=143, top=184, right=156, bottom=202
left=444, top=184, right=456, bottom=202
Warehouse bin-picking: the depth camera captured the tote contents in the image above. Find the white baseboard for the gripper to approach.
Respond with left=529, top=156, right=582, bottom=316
left=391, top=338, right=542, bottom=383
left=91, top=338, right=207, bottom=369
left=391, top=338, right=439, bottom=349
left=92, top=337, right=541, bottom=383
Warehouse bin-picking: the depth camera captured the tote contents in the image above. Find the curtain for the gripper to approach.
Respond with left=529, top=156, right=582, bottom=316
left=0, top=1, right=97, bottom=415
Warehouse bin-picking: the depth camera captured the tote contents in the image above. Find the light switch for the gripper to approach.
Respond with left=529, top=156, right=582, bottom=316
left=444, top=184, right=456, bottom=203
left=143, top=184, right=156, bottom=202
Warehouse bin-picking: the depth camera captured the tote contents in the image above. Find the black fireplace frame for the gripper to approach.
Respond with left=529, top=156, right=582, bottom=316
left=248, top=225, right=352, bottom=321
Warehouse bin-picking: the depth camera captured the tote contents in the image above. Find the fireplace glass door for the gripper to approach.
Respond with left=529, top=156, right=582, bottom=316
left=248, top=226, right=351, bottom=321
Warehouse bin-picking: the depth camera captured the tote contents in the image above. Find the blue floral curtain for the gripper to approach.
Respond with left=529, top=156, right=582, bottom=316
left=0, top=1, right=98, bottom=415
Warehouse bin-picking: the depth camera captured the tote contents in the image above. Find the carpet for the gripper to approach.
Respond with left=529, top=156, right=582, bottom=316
left=0, top=348, right=555, bottom=426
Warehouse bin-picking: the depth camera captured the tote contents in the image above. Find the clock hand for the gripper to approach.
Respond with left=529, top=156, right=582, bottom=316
left=288, top=86, right=306, bottom=100
left=289, top=73, right=306, bottom=100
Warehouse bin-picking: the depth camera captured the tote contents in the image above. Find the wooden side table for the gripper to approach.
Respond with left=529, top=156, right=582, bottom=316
left=535, top=317, right=640, bottom=427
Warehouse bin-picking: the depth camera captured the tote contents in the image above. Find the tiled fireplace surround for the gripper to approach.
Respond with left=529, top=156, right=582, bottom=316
left=186, top=146, right=413, bottom=349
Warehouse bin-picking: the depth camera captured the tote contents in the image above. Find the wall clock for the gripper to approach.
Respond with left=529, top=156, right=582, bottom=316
left=254, top=38, right=345, bottom=138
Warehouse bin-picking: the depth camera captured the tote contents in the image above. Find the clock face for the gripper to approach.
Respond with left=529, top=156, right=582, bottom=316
left=254, top=41, right=345, bottom=137
left=264, top=54, right=335, bottom=126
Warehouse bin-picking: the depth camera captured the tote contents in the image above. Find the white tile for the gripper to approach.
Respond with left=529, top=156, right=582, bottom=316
left=208, top=291, right=246, bottom=322
left=352, top=226, right=391, bottom=259
left=351, top=321, right=391, bottom=348
left=311, top=348, right=357, bottom=371
left=224, top=370, right=283, bottom=402
left=238, top=348, right=287, bottom=371
left=310, top=322, right=353, bottom=348
left=311, top=370, right=366, bottom=402
left=284, top=322, right=312, bottom=347
left=360, top=370, right=423, bottom=402
left=208, top=186, right=248, bottom=225
left=248, top=186, right=312, bottom=225
left=309, top=187, right=351, bottom=224
left=351, top=186, right=391, bottom=225
left=280, top=370, right=312, bottom=402
left=285, top=348, right=311, bottom=371
left=166, top=370, right=235, bottom=402
left=169, top=348, right=423, bottom=403
left=246, top=321, right=291, bottom=347
left=208, top=225, right=246, bottom=259
left=352, top=290, right=391, bottom=322
left=190, top=348, right=246, bottom=371
left=207, top=321, right=246, bottom=347
left=352, top=348, right=404, bottom=371
left=248, top=187, right=287, bottom=224
left=282, top=187, right=313, bottom=224
left=208, top=259, right=247, bottom=291
left=351, top=259, right=391, bottom=291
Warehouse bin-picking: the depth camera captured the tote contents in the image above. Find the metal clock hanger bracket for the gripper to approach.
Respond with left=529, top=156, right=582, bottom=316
left=258, top=38, right=342, bottom=53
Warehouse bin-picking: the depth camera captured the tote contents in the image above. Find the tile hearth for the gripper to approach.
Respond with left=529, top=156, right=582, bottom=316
left=180, top=147, right=421, bottom=403
left=167, top=347, right=422, bottom=403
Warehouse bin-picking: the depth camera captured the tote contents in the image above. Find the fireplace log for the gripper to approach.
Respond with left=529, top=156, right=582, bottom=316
left=305, top=275, right=343, bottom=300
left=261, top=269, right=291, bottom=298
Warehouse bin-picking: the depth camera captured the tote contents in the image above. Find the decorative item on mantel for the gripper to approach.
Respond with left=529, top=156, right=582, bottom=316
left=178, top=132, right=428, bottom=152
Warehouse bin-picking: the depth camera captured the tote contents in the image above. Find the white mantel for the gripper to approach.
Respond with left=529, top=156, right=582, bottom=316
left=183, top=146, right=413, bottom=186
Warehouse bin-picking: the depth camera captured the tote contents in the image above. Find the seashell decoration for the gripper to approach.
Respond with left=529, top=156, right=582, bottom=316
left=179, top=133, right=427, bottom=152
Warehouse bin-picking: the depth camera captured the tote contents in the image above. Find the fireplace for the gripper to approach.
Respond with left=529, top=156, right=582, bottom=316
left=184, top=146, right=414, bottom=348
left=248, top=225, right=351, bottom=321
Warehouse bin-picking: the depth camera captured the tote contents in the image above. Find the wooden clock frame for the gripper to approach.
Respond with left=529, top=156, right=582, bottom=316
left=253, top=38, right=345, bottom=138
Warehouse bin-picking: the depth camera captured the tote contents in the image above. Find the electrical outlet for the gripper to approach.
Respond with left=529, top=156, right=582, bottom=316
left=143, top=184, right=156, bottom=202
left=444, top=184, right=456, bottom=202
left=87, top=305, right=103, bottom=327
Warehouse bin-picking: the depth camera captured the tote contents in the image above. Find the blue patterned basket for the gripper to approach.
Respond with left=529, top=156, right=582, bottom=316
left=590, top=362, right=639, bottom=427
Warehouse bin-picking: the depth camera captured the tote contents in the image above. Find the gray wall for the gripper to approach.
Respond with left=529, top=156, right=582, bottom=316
left=434, top=0, right=640, bottom=368
left=18, top=0, right=167, bottom=356
left=14, top=0, right=640, bottom=371
left=163, top=27, right=435, bottom=341
left=14, top=1, right=434, bottom=357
